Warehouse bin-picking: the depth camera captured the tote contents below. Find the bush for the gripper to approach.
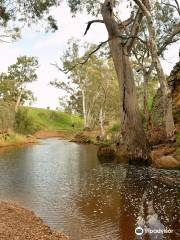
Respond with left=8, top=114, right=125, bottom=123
left=108, top=123, right=121, bottom=133
left=14, top=108, right=38, bottom=134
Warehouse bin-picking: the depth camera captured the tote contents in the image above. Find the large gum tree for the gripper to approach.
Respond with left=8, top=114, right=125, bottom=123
left=67, top=0, right=151, bottom=162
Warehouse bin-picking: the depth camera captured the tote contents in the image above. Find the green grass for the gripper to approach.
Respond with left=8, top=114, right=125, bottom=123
left=24, top=107, right=83, bottom=132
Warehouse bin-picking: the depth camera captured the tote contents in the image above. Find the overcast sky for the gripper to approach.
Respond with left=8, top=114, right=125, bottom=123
left=0, top=1, right=179, bottom=109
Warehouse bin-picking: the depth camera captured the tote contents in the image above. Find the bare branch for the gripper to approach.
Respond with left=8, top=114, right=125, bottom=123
left=118, top=12, right=134, bottom=31
left=120, top=34, right=146, bottom=45
left=174, top=0, right=180, bottom=15
left=84, top=19, right=104, bottom=36
left=52, top=39, right=110, bottom=74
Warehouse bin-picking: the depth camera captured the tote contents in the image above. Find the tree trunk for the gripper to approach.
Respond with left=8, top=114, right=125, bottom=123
left=82, top=89, right=91, bottom=128
left=15, top=88, right=23, bottom=112
left=134, top=0, right=175, bottom=139
left=143, top=71, right=149, bottom=128
left=101, top=0, right=150, bottom=161
left=146, top=20, right=175, bottom=138
left=99, top=107, right=105, bottom=137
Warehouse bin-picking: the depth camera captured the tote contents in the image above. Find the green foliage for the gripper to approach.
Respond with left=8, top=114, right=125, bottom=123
left=176, top=131, right=180, bottom=144
left=0, top=101, right=15, bottom=131
left=0, top=0, right=59, bottom=41
left=14, top=108, right=37, bottom=134
left=52, top=39, right=120, bottom=128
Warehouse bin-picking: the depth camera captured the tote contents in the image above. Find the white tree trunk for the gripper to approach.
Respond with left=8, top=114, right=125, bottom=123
left=82, top=89, right=88, bottom=128
left=15, top=88, right=24, bottom=112
left=99, top=107, right=105, bottom=137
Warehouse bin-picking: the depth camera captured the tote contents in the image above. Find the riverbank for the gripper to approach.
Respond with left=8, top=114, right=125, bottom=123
left=34, top=130, right=75, bottom=140
left=0, top=202, right=69, bottom=240
left=0, top=133, right=37, bottom=148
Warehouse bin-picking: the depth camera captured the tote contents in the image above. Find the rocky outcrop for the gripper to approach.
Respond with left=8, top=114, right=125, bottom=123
left=168, top=61, right=180, bottom=131
left=150, top=61, right=180, bottom=143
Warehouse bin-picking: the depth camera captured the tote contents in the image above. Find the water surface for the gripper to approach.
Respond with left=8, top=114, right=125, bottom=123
left=0, top=138, right=179, bottom=240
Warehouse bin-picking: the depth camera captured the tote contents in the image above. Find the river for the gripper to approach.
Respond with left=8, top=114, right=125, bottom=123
left=0, top=138, right=179, bottom=240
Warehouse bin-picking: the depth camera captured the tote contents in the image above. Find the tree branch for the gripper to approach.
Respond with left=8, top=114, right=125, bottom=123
left=174, top=0, right=180, bottom=15
left=158, top=22, right=180, bottom=55
left=161, top=1, right=180, bottom=15
left=118, top=13, right=134, bottom=31
left=84, top=19, right=104, bottom=36
left=52, top=39, right=110, bottom=74
left=125, top=8, right=144, bottom=53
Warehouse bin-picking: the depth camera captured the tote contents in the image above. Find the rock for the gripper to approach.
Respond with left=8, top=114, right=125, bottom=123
left=154, top=155, right=180, bottom=169
left=150, top=144, right=176, bottom=161
left=72, top=132, right=91, bottom=144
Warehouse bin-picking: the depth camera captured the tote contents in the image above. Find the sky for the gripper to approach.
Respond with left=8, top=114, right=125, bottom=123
left=0, top=1, right=179, bottom=109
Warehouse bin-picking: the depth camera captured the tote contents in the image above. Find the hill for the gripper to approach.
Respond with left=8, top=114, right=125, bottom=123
left=25, top=107, right=83, bottom=132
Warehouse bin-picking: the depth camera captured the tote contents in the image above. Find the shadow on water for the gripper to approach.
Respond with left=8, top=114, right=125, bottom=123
left=0, top=138, right=179, bottom=240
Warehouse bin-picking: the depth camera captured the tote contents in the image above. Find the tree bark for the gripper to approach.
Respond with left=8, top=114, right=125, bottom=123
left=101, top=0, right=150, bottom=161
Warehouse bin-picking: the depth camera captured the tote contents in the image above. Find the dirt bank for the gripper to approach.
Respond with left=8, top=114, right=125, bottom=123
left=34, top=130, right=72, bottom=139
left=0, top=202, right=69, bottom=240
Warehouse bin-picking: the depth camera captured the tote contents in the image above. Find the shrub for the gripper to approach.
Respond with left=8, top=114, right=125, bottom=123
left=14, top=108, right=38, bottom=134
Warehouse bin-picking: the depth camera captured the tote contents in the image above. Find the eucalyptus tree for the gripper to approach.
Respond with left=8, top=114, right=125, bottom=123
left=133, top=0, right=180, bottom=138
left=52, top=39, right=120, bottom=132
left=0, top=56, right=38, bottom=111
left=66, top=0, right=151, bottom=161
left=65, top=0, right=179, bottom=161
left=132, top=0, right=180, bottom=127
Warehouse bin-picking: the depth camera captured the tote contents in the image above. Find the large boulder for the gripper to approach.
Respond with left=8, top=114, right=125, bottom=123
left=153, top=155, right=180, bottom=169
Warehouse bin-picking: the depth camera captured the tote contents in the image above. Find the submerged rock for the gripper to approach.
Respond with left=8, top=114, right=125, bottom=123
left=97, top=146, right=116, bottom=162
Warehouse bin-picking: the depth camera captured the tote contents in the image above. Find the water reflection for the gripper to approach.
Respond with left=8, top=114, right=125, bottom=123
left=0, top=138, right=179, bottom=240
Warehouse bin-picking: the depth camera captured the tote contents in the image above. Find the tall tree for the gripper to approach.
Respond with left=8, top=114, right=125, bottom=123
left=133, top=0, right=179, bottom=138
left=66, top=0, right=179, bottom=161
left=67, top=0, right=151, bottom=161
left=52, top=40, right=120, bottom=132
left=0, top=56, right=38, bottom=111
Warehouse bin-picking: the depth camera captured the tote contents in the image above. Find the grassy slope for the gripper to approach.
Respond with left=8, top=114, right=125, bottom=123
left=25, top=107, right=83, bottom=132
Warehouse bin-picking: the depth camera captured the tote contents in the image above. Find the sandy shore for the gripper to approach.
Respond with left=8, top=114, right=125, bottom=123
left=0, top=202, right=69, bottom=240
